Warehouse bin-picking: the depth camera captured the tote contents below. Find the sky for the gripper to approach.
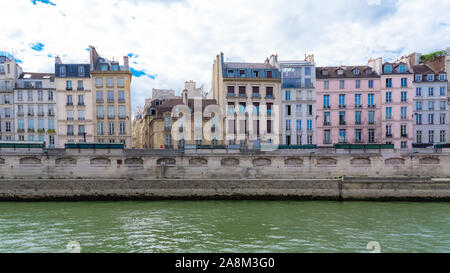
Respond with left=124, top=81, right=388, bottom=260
left=2, top=0, right=450, bottom=115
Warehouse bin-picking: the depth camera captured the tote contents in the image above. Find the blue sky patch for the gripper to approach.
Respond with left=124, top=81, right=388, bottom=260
left=15, top=58, right=23, bottom=64
left=130, top=67, right=156, bottom=79
left=128, top=53, right=139, bottom=58
left=30, top=42, right=45, bottom=51
left=31, top=0, right=56, bottom=6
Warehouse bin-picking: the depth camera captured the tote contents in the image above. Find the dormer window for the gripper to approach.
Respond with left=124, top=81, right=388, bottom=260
left=111, top=64, right=119, bottom=71
left=253, top=70, right=259, bottom=77
left=239, top=70, right=245, bottom=77
left=384, top=65, right=392, bottom=73
left=321, top=70, right=328, bottom=76
left=439, top=74, right=446, bottom=81
left=365, top=68, right=372, bottom=74
left=100, top=64, right=108, bottom=71
left=337, top=69, right=344, bottom=76
left=415, top=74, right=422, bottom=82
left=353, top=69, right=359, bottom=75
left=228, top=70, right=234, bottom=76
left=427, top=74, right=434, bottom=81
left=399, top=65, right=406, bottom=73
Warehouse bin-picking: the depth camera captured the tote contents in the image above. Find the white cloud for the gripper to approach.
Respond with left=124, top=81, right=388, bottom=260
left=2, top=0, right=450, bottom=114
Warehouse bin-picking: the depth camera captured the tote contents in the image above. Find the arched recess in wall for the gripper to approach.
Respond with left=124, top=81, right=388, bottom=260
left=317, top=157, right=337, bottom=166
left=189, top=157, right=208, bottom=166
left=419, top=157, right=440, bottom=165
left=90, top=157, right=111, bottom=166
left=157, top=158, right=176, bottom=166
left=385, top=158, right=405, bottom=165
left=285, top=157, right=304, bottom=167
left=221, top=158, right=239, bottom=167
left=253, top=158, right=271, bottom=167
left=351, top=157, right=371, bottom=166
left=125, top=157, right=144, bottom=166
left=20, top=157, right=41, bottom=165
left=55, top=157, right=77, bottom=166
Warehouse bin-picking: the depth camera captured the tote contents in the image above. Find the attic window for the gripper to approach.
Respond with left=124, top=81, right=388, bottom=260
left=353, top=69, right=359, bottom=75
left=267, top=71, right=272, bottom=78
left=399, top=65, right=406, bottom=73
left=321, top=70, right=328, bottom=76
left=253, top=71, right=259, bottom=77
left=415, top=74, right=422, bottom=82
left=366, top=68, right=372, bottom=74
left=239, top=70, right=245, bottom=77
left=384, top=65, right=392, bottom=73
left=439, top=74, right=446, bottom=81
left=337, top=69, right=344, bottom=75
left=427, top=74, right=434, bottom=81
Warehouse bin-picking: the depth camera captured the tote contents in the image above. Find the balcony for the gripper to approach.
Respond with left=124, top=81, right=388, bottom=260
left=227, top=93, right=235, bottom=98
left=37, top=112, right=45, bottom=117
left=77, top=87, right=84, bottom=91
left=17, top=112, right=24, bottom=117
left=265, top=94, right=274, bottom=99
left=323, top=121, right=331, bottom=126
left=401, top=134, right=408, bottom=138
left=78, top=103, right=85, bottom=106
left=107, top=99, right=114, bottom=103
left=323, top=105, right=331, bottom=109
left=238, top=93, right=247, bottom=98
left=252, top=93, right=261, bottom=98
left=96, top=99, right=104, bottom=103
left=339, top=121, right=346, bottom=125
left=118, top=99, right=125, bottom=103
left=339, top=105, right=346, bottom=109
left=78, top=117, right=85, bottom=121
left=355, top=104, right=362, bottom=108
left=67, top=117, right=74, bottom=121
left=67, top=132, right=74, bottom=136
left=386, top=133, right=393, bottom=138
left=66, top=102, right=73, bottom=106
left=108, top=115, right=115, bottom=119
left=27, top=113, right=34, bottom=117
left=48, top=112, right=55, bottom=117
left=66, top=87, right=73, bottom=91
left=97, top=116, right=104, bottom=119
left=368, top=104, right=376, bottom=108
left=78, top=132, right=85, bottom=136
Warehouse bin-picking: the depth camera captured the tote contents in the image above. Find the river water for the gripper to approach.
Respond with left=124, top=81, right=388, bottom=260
left=0, top=201, right=448, bottom=253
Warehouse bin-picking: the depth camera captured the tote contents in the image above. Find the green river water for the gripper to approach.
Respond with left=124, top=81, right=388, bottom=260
left=0, top=201, right=448, bottom=253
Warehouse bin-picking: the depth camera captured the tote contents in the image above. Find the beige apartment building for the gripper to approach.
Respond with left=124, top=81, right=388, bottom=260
left=89, top=46, right=133, bottom=147
left=55, top=57, right=93, bottom=147
left=212, top=52, right=282, bottom=148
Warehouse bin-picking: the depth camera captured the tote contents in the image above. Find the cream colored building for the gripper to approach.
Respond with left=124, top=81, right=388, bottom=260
left=212, top=52, right=282, bottom=148
left=55, top=57, right=93, bottom=147
left=89, top=46, right=133, bottom=147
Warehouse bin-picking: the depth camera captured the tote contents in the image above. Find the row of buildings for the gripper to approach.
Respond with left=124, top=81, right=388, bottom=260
left=0, top=46, right=133, bottom=148
left=133, top=51, right=450, bottom=150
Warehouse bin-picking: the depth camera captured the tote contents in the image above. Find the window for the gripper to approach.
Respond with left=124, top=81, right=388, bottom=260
left=355, top=129, right=362, bottom=143
left=48, top=90, right=53, bottom=101
left=118, top=91, right=125, bottom=102
left=96, top=91, right=103, bottom=102
left=415, top=74, right=422, bottom=82
left=285, top=120, right=291, bottom=131
left=399, top=65, right=406, bottom=73
left=427, top=74, right=434, bottom=81
left=79, top=111, right=85, bottom=120
left=355, top=94, right=361, bottom=107
left=285, top=91, right=291, bottom=101
left=324, top=112, right=331, bottom=125
left=401, top=125, right=407, bottom=137
left=108, top=91, right=114, bottom=102
left=324, top=81, right=329, bottom=90
left=119, top=106, right=125, bottom=118
left=339, top=94, right=345, bottom=107
left=386, top=92, right=392, bottom=103
left=77, top=80, right=83, bottom=90
left=384, top=65, right=392, bottom=73
left=18, top=105, right=24, bottom=115
left=386, top=78, right=392, bottom=88
left=368, top=111, right=375, bottom=124
left=118, top=78, right=125, bottom=87
left=252, top=86, right=260, bottom=96
left=368, top=94, right=374, bottom=106
left=401, top=107, right=407, bottom=120
left=67, top=125, right=74, bottom=136
left=353, top=69, right=359, bottom=75
left=265, top=87, right=273, bottom=98
left=305, top=78, right=312, bottom=87
left=18, top=119, right=24, bottom=130
left=417, top=130, right=422, bottom=143
left=267, top=71, right=273, bottom=78
left=440, top=87, right=446, bottom=96
left=416, top=114, right=422, bottom=125
left=67, top=110, right=73, bottom=120
left=297, top=135, right=302, bottom=145
left=440, top=130, right=446, bottom=143
left=108, top=106, right=115, bottom=118
left=97, top=122, right=104, bottom=135
left=286, top=105, right=291, bottom=116
left=48, top=119, right=54, bottom=130
left=107, top=78, right=114, bottom=87
left=96, top=78, right=103, bottom=87
left=339, top=129, right=346, bottom=143
left=401, top=91, right=407, bottom=102
left=440, top=113, right=446, bottom=124
left=227, top=102, right=235, bottom=115
left=119, top=122, right=126, bottom=135
left=339, top=111, right=346, bottom=125
left=239, top=102, right=246, bottom=114
left=28, top=91, right=33, bottom=101
left=439, top=74, right=446, bottom=81
left=339, top=80, right=345, bottom=89
left=355, top=80, right=360, bottom=89
left=416, top=87, right=422, bottom=96
left=5, top=108, right=10, bottom=118
left=60, top=66, right=66, bottom=77
left=78, top=65, right=85, bottom=76
left=97, top=106, right=104, bottom=118
left=66, top=80, right=72, bottom=90
left=28, top=135, right=35, bottom=141
left=322, top=130, right=331, bottom=144
left=428, top=87, right=434, bottom=97
left=428, top=101, right=435, bottom=110
left=66, top=95, right=73, bottom=105
left=307, top=105, right=313, bottom=116
left=440, top=101, right=446, bottom=110
left=307, top=120, right=312, bottom=131
left=27, top=105, right=34, bottom=115
left=429, top=130, right=434, bottom=143
left=428, top=114, right=434, bottom=125
left=78, top=125, right=85, bottom=135
left=401, top=141, right=407, bottom=149
left=78, top=95, right=84, bottom=105
left=304, top=67, right=311, bottom=76
left=323, top=95, right=330, bottom=108
left=401, top=78, right=407, bottom=87
left=238, top=86, right=246, bottom=97
left=386, top=107, right=392, bottom=120
left=416, top=101, right=422, bottom=111
left=368, top=80, right=373, bottom=89
left=368, top=129, right=375, bottom=143
left=37, top=90, right=43, bottom=101
left=227, top=86, right=235, bottom=95
left=17, top=91, right=23, bottom=101
left=355, top=111, right=362, bottom=125
left=5, top=122, right=11, bottom=132
left=109, top=122, right=115, bottom=135
left=296, top=120, right=302, bottom=130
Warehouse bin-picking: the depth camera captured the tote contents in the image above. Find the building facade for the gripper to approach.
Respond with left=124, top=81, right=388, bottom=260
left=0, top=53, right=21, bottom=140
left=316, top=65, right=381, bottom=146
left=55, top=57, right=93, bottom=147
left=368, top=58, right=415, bottom=149
left=212, top=53, right=282, bottom=148
left=14, top=73, right=57, bottom=147
left=278, top=57, right=316, bottom=145
left=89, top=46, right=133, bottom=147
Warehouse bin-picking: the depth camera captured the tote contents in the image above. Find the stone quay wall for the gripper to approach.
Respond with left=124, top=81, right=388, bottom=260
left=0, top=148, right=450, bottom=200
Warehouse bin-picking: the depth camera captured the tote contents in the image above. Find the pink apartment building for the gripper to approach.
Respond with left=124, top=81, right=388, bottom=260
left=316, top=66, right=381, bottom=146
left=368, top=59, right=415, bottom=149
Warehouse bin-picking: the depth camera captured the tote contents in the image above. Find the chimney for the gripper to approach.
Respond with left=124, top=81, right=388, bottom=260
left=268, top=54, right=278, bottom=66
left=55, top=55, right=62, bottom=64
left=123, top=56, right=130, bottom=71
left=305, top=54, right=315, bottom=64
